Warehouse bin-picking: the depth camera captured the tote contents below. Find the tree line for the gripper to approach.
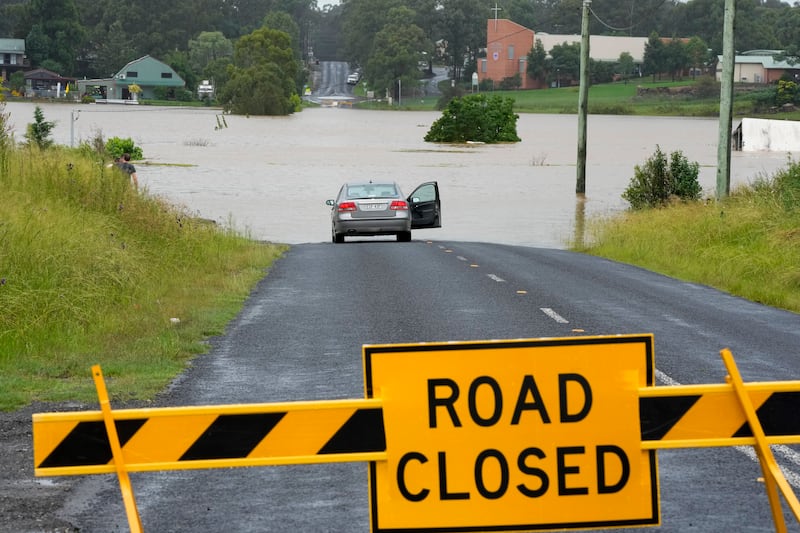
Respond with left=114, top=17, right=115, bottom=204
left=2, top=0, right=800, bottom=114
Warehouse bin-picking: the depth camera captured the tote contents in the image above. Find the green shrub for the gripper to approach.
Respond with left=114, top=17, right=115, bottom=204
left=694, top=76, right=720, bottom=98
left=175, top=88, right=194, bottom=102
left=669, top=149, right=702, bottom=200
left=425, top=93, right=521, bottom=143
left=763, top=159, right=800, bottom=212
left=622, top=145, right=701, bottom=209
left=153, top=86, right=170, bottom=100
left=106, top=137, right=144, bottom=160
left=499, top=74, right=521, bottom=90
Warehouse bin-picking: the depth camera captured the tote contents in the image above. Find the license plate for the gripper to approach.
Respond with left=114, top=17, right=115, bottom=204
left=363, top=203, right=385, bottom=210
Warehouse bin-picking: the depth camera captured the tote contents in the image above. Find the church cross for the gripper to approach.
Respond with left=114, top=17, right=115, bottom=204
left=491, top=3, right=502, bottom=31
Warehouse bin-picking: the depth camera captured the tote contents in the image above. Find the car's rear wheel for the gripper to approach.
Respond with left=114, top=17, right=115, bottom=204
left=332, top=228, right=345, bottom=243
left=397, top=231, right=411, bottom=242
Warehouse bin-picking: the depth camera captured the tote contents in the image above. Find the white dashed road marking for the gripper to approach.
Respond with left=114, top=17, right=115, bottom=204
left=540, top=307, right=569, bottom=324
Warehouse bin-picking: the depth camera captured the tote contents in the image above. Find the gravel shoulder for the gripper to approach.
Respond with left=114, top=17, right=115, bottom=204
left=1, top=403, right=82, bottom=533
left=0, top=400, right=154, bottom=533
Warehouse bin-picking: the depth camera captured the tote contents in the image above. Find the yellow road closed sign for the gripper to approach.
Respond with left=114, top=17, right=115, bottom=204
left=363, top=334, right=658, bottom=532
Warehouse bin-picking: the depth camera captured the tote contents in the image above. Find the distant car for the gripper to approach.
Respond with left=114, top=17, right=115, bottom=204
left=326, top=181, right=441, bottom=243
left=347, top=73, right=360, bottom=85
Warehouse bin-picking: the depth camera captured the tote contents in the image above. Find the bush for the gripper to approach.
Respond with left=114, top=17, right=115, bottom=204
left=106, top=137, right=144, bottom=160
left=761, top=159, right=800, bottom=212
left=693, top=76, right=720, bottom=98
left=499, top=74, right=521, bottom=90
left=175, top=88, right=194, bottom=102
left=622, top=145, right=701, bottom=209
left=478, top=79, right=495, bottom=91
left=153, top=86, right=170, bottom=100
left=425, top=93, right=521, bottom=144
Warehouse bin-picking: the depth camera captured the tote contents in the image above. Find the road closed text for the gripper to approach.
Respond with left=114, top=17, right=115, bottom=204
left=394, top=374, right=631, bottom=502
left=365, top=336, right=658, bottom=531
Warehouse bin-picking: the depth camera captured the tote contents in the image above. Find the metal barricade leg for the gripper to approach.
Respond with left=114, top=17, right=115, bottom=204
left=92, top=365, right=144, bottom=533
left=721, top=349, right=800, bottom=532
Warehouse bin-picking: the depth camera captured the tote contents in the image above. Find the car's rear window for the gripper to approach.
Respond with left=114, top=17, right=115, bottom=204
left=347, top=184, right=397, bottom=198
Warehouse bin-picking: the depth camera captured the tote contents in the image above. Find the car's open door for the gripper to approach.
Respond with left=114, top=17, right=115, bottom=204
left=408, top=181, right=441, bottom=229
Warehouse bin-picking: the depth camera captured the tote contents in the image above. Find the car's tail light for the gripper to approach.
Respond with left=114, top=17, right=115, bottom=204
left=338, top=201, right=357, bottom=212
left=390, top=200, right=408, bottom=211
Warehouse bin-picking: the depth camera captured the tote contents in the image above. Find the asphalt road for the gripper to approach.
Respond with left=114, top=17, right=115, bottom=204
left=313, top=60, right=354, bottom=100
left=58, top=240, right=799, bottom=532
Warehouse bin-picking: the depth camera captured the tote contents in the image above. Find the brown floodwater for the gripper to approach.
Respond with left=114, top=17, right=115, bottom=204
left=6, top=102, right=795, bottom=248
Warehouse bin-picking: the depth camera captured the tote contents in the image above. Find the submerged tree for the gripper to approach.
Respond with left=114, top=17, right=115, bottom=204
left=623, top=146, right=700, bottom=209
left=425, top=94, right=521, bottom=144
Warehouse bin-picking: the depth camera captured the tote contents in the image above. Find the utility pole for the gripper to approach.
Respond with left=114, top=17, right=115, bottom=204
left=716, top=0, right=736, bottom=200
left=576, top=0, right=591, bottom=195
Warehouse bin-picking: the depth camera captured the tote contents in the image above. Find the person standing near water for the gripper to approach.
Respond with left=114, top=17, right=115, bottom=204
left=115, top=152, right=138, bottom=190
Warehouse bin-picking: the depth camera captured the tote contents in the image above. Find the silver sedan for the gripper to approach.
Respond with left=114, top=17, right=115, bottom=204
left=326, top=181, right=441, bottom=243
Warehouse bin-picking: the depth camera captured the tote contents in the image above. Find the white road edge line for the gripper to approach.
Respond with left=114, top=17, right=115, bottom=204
left=655, top=369, right=800, bottom=487
left=540, top=308, right=569, bottom=324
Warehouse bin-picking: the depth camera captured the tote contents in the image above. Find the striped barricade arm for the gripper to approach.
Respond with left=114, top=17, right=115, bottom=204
left=639, top=382, right=800, bottom=449
left=33, top=398, right=386, bottom=476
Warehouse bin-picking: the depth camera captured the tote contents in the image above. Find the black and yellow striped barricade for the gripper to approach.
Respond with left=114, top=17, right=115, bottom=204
left=32, top=336, right=800, bottom=533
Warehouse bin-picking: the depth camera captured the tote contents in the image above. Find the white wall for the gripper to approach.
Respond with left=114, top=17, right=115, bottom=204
left=742, top=118, right=800, bottom=152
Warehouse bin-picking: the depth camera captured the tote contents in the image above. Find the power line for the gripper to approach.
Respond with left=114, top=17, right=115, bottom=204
left=589, top=0, right=669, bottom=34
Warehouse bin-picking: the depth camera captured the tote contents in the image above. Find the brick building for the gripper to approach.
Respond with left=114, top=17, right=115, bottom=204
left=478, top=19, right=539, bottom=90
left=477, top=19, right=649, bottom=90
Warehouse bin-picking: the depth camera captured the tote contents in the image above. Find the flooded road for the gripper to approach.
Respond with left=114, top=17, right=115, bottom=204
left=6, top=101, right=795, bottom=248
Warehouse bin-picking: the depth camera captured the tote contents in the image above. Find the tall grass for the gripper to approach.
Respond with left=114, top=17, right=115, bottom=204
left=574, top=161, right=800, bottom=313
left=0, top=144, right=286, bottom=410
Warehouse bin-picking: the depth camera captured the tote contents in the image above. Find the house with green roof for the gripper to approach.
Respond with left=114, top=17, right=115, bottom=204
left=0, top=38, right=27, bottom=82
left=76, top=55, right=185, bottom=102
left=716, top=50, right=800, bottom=84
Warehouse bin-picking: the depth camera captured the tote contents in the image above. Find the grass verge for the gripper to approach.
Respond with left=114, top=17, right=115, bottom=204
left=0, top=144, right=286, bottom=411
left=573, top=162, right=800, bottom=314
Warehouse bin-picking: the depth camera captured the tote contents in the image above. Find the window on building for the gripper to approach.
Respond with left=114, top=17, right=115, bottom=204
left=161, top=72, right=173, bottom=79
left=519, top=58, right=526, bottom=74
left=126, top=71, right=138, bottom=78
left=481, top=59, right=487, bottom=73
left=508, top=45, right=515, bottom=60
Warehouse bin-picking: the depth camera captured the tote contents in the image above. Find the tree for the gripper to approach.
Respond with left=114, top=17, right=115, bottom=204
left=404, top=0, right=439, bottom=72
left=438, top=0, right=485, bottom=83
left=220, top=27, right=299, bottom=115
left=23, top=0, right=86, bottom=75
left=163, top=50, right=198, bottom=96
left=663, top=38, right=689, bottom=81
left=526, top=39, right=548, bottom=85
left=341, top=0, right=403, bottom=69
left=425, top=94, right=521, bottom=144
left=643, top=31, right=665, bottom=82
left=618, top=52, right=634, bottom=83
left=188, top=31, right=234, bottom=96
left=263, top=11, right=301, bottom=56
left=549, top=42, right=581, bottom=84
left=91, top=20, right=137, bottom=78
left=25, top=106, right=55, bottom=149
left=189, top=31, right=234, bottom=74
left=364, top=7, right=427, bottom=100
left=684, top=36, right=709, bottom=79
